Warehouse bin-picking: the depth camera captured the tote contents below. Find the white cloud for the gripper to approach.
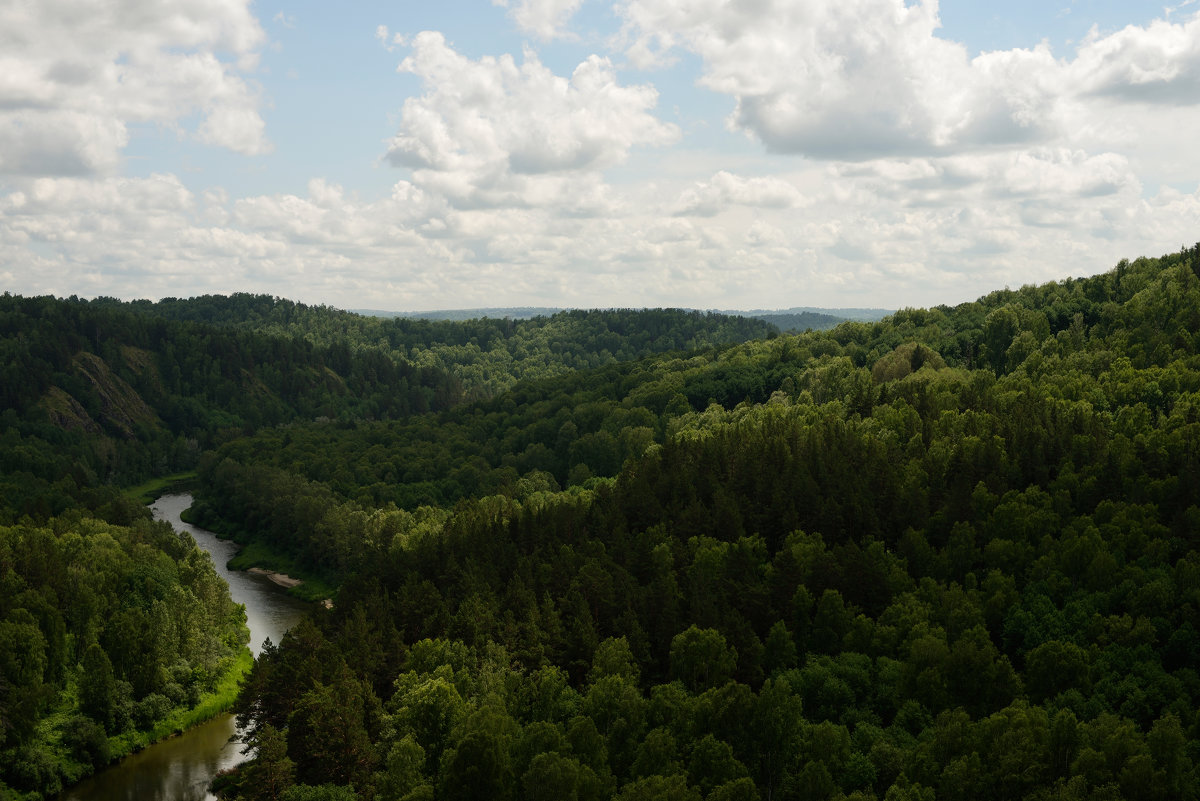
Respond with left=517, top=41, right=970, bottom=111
left=617, top=0, right=1052, bottom=158
left=493, top=0, right=586, bottom=40
left=4, top=5, right=1200, bottom=314
left=672, top=170, right=808, bottom=216
left=617, top=0, right=1200, bottom=162
left=0, top=0, right=269, bottom=176
left=5, top=153, right=1196, bottom=312
left=385, top=32, right=678, bottom=209
left=1071, top=14, right=1200, bottom=103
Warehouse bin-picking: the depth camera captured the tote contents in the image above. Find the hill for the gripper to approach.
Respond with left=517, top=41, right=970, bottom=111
left=0, top=296, right=780, bottom=798
left=729, top=306, right=893, bottom=323
left=358, top=305, right=885, bottom=332
left=0, top=294, right=460, bottom=521
left=101, top=297, right=779, bottom=400
left=355, top=307, right=565, bottom=320
left=198, top=246, right=1200, bottom=800
left=743, top=311, right=846, bottom=331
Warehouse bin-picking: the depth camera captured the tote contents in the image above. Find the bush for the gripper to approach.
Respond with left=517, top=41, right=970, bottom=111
left=62, top=715, right=110, bottom=768
left=133, top=693, right=173, bottom=730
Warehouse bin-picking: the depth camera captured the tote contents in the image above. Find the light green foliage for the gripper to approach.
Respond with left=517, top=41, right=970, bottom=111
left=590, top=637, right=641, bottom=684
left=615, top=774, right=702, bottom=801
left=279, top=785, right=357, bottom=801
left=0, top=516, right=247, bottom=795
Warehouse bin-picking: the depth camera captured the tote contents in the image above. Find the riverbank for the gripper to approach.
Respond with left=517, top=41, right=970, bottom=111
left=30, top=648, right=251, bottom=799
left=248, top=567, right=302, bottom=588
left=121, top=471, right=198, bottom=505
left=105, top=648, right=253, bottom=759
left=58, top=495, right=312, bottom=801
left=180, top=504, right=336, bottom=604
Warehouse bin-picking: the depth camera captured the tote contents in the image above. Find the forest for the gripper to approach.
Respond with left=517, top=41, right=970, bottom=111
left=94, top=295, right=779, bottom=400
left=2, top=245, right=1199, bottom=800
left=0, top=297, right=779, bottom=799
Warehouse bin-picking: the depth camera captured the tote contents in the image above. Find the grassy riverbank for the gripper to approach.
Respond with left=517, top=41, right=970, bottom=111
left=180, top=504, right=335, bottom=604
left=122, top=471, right=198, bottom=505
left=107, top=647, right=253, bottom=757
left=28, top=645, right=252, bottom=798
left=225, top=541, right=336, bottom=604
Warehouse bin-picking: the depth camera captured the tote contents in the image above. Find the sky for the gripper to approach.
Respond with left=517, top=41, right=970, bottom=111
left=2, top=0, right=1199, bottom=312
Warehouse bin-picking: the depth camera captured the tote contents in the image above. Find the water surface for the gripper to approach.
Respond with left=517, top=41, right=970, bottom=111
left=60, top=493, right=309, bottom=801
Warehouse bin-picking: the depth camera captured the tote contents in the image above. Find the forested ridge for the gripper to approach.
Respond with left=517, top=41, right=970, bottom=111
left=0, top=293, right=462, bottom=522
left=0, top=293, right=460, bottom=798
left=189, top=246, right=1200, bottom=800
left=0, top=294, right=791, bottom=800
left=98, top=294, right=779, bottom=400
left=2, top=247, right=1199, bottom=800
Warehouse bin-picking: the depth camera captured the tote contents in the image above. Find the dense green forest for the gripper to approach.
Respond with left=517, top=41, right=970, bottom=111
left=0, top=293, right=464, bottom=523
left=739, top=311, right=844, bottom=332
left=0, top=513, right=249, bottom=797
left=3, top=246, right=1199, bottom=800
left=0, top=295, right=788, bottom=799
left=0, top=293, right=459, bottom=798
left=186, top=246, right=1200, bottom=800
left=97, top=295, right=779, bottom=400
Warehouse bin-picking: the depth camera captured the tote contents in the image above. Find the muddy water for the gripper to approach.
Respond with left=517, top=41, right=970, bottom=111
left=59, top=493, right=309, bottom=801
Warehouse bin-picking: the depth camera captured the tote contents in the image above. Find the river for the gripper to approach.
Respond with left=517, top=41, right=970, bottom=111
left=59, top=493, right=310, bottom=801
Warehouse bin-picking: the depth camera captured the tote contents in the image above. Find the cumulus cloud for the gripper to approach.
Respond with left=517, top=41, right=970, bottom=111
left=0, top=0, right=269, bottom=176
left=617, top=0, right=1059, bottom=158
left=385, top=32, right=678, bottom=209
left=837, top=149, right=1141, bottom=203
left=616, top=0, right=1200, bottom=161
left=1072, top=13, right=1200, bottom=103
left=5, top=151, right=1197, bottom=312
left=673, top=171, right=808, bottom=216
left=492, top=0, right=586, bottom=40
left=5, top=4, right=1200, bottom=313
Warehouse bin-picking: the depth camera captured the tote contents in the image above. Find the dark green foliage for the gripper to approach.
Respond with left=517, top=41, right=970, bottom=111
left=280, top=785, right=358, bottom=801
left=98, top=294, right=777, bottom=400
left=61, top=715, right=109, bottom=769
left=219, top=247, right=1200, bottom=801
left=8, top=246, right=1200, bottom=800
left=751, top=311, right=846, bottom=332
left=78, top=644, right=116, bottom=732
left=0, top=292, right=462, bottom=521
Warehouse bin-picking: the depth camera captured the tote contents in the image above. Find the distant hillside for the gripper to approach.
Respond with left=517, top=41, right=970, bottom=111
left=722, top=305, right=893, bottom=323
left=746, top=311, right=846, bottom=331
left=360, top=305, right=891, bottom=324
left=354, top=307, right=564, bottom=320
left=0, top=295, right=459, bottom=519
left=357, top=305, right=892, bottom=335
left=115, top=297, right=778, bottom=400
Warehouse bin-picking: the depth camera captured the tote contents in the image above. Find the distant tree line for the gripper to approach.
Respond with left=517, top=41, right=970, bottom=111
left=98, top=294, right=778, bottom=400
left=0, top=293, right=461, bottom=521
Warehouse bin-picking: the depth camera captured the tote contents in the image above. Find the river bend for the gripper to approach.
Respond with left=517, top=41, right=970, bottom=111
left=59, top=493, right=309, bottom=801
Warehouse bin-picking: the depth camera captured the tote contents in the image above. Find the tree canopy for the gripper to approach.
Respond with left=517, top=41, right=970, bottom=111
left=5, top=244, right=1200, bottom=800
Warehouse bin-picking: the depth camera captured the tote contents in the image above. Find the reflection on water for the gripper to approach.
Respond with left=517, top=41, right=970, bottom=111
left=59, top=494, right=309, bottom=801
left=60, top=715, right=242, bottom=801
left=151, top=494, right=310, bottom=658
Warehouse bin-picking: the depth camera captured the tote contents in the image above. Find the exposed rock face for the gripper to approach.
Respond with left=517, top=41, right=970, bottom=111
left=37, top=386, right=102, bottom=433
left=70, top=351, right=159, bottom=438
left=120, top=344, right=161, bottom=384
